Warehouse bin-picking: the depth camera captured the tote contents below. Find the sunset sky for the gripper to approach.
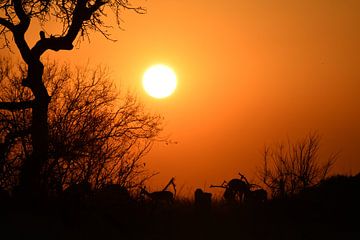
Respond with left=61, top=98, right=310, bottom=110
left=2, top=0, right=360, bottom=195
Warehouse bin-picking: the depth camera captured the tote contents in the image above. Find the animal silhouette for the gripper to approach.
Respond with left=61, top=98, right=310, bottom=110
left=245, top=188, right=267, bottom=204
left=210, top=173, right=252, bottom=203
left=194, top=188, right=212, bottom=209
left=63, top=180, right=92, bottom=203
left=139, top=187, right=174, bottom=206
left=162, top=177, right=177, bottom=194
left=94, top=183, right=131, bottom=206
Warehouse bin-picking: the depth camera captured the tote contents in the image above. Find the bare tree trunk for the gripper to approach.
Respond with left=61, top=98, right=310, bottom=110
left=18, top=61, right=50, bottom=198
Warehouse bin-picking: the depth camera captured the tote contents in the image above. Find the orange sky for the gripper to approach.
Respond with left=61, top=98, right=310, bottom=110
left=2, top=0, right=360, bottom=195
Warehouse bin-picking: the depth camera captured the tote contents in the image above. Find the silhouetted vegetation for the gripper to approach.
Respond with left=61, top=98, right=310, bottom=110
left=0, top=59, right=162, bottom=197
left=0, top=0, right=145, bottom=198
left=258, top=132, right=337, bottom=199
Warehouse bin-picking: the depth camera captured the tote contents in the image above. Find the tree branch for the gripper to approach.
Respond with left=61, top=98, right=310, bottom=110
left=0, top=17, right=15, bottom=31
left=13, top=0, right=29, bottom=23
left=0, top=101, right=33, bottom=111
left=11, top=0, right=32, bottom=64
left=31, top=35, right=75, bottom=58
left=31, top=0, right=106, bottom=58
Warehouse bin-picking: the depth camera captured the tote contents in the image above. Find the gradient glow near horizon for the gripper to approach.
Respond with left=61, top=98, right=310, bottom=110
left=3, top=0, right=359, bottom=194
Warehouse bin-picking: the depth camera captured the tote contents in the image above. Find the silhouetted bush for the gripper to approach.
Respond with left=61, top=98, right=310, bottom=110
left=258, top=132, right=337, bottom=199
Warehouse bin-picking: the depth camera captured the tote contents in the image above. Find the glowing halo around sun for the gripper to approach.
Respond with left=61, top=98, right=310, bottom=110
left=142, top=64, right=177, bottom=99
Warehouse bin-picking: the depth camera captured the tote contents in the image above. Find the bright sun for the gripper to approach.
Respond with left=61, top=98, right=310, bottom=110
left=142, top=64, right=177, bottom=99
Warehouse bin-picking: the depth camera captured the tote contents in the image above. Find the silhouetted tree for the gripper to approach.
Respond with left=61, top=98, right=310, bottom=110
left=0, top=0, right=145, bottom=197
left=0, top=59, right=162, bottom=196
left=258, top=132, right=337, bottom=199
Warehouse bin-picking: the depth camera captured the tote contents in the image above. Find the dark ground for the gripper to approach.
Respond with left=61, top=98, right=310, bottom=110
left=1, top=174, right=360, bottom=240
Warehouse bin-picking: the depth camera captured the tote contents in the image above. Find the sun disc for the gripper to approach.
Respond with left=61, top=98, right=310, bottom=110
left=142, top=64, right=177, bottom=99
